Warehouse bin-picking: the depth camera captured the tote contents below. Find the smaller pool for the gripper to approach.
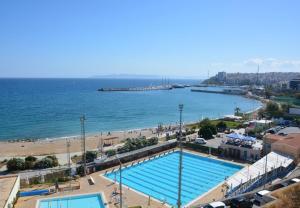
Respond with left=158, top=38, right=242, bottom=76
left=38, top=193, right=105, bottom=208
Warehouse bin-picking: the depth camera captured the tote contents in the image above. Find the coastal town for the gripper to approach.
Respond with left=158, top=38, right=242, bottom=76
left=0, top=72, right=300, bottom=208
left=1, top=1, right=300, bottom=208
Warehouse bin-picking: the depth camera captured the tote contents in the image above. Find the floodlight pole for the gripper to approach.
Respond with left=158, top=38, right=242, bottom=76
left=115, top=155, right=123, bottom=208
left=80, top=115, right=87, bottom=176
left=177, top=104, right=184, bottom=208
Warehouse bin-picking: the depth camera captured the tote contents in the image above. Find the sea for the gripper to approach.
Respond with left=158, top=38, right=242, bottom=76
left=0, top=78, right=262, bottom=140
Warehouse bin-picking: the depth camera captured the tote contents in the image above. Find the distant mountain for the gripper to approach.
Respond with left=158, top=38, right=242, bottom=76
left=91, top=74, right=161, bottom=79
left=91, top=74, right=202, bottom=80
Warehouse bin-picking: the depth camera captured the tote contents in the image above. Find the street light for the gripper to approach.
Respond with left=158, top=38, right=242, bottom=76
left=177, top=104, right=184, bottom=208
left=115, top=155, right=123, bottom=208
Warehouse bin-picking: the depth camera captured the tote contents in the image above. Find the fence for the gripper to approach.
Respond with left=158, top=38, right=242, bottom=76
left=183, top=142, right=220, bottom=156
left=88, top=140, right=177, bottom=173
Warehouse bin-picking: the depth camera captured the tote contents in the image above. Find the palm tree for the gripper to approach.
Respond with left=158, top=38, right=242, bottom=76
left=234, top=107, right=241, bottom=116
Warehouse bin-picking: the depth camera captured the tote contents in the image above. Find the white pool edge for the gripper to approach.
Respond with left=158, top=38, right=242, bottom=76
left=102, top=150, right=244, bottom=207
left=36, top=191, right=108, bottom=208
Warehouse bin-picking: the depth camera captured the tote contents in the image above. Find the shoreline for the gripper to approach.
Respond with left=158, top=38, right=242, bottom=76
left=0, top=102, right=263, bottom=143
left=0, top=103, right=263, bottom=158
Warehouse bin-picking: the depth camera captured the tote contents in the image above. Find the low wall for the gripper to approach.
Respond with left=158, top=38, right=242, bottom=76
left=2, top=175, right=20, bottom=208
left=183, top=142, right=220, bottom=156
left=89, top=141, right=177, bottom=172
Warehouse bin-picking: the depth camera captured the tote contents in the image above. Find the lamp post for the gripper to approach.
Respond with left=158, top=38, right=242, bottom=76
left=115, top=155, right=123, bottom=208
left=177, top=104, right=184, bottom=208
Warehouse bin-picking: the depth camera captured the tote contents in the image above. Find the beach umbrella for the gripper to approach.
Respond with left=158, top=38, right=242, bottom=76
left=244, top=136, right=256, bottom=142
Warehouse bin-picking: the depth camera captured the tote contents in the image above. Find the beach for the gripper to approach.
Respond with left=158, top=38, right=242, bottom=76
left=0, top=129, right=156, bottom=158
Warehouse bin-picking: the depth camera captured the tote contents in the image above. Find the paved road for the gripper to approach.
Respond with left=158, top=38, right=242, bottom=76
left=203, top=137, right=224, bottom=148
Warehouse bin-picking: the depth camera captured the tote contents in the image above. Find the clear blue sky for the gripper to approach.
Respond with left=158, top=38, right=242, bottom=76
left=0, top=0, right=299, bottom=78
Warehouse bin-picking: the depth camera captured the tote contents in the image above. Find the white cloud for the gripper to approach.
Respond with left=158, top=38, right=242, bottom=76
left=244, top=58, right=300, bottom=68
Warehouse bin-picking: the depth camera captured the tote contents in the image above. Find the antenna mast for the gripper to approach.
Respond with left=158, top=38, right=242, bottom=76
left=256, top=64, right=260, bottom=85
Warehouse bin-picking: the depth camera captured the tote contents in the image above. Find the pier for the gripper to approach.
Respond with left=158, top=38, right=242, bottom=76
left=98, top=85, right=173, bottom=92
left=191, top=88, right=247, bottom=95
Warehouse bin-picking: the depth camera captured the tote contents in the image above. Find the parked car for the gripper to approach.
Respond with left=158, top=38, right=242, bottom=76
left=195, top=137, right=207, bottom=144
left=254, top=190, right=270, bottom=205
left=230, top=197, right=253, bottom=208
left=290, top=178, right=300, bottom=184
left=202, top=201, right=226, bottom=208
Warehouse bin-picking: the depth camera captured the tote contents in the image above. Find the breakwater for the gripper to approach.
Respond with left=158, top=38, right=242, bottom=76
left=98, top=85, right=173, bottom=92
left=191, top=88, right=247, bottom=95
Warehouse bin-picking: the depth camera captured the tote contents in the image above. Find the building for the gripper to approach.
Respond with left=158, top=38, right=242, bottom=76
left=0, top=175, right=20, bottom=208
left=289, top=107, right=300, bottom=115
left=216, top=71, right=227, bottom=82
left=245, top=119, right=273, bottom=132
left=289, top=78, right=300, bottom=90
left=264, top=129, right=300, bottom=162
left=219, top=133, right=262, bottom=162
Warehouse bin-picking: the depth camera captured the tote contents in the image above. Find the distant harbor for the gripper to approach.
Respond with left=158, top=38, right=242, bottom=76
left=0, top=78, right=261, bottom=140
left=98, top=84, right=190, bottom=92
left=191, top=88, right=247, bottom=95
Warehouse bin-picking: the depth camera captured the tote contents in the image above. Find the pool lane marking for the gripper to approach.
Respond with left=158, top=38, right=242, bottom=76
left=99, top=174, right=172, bottom=208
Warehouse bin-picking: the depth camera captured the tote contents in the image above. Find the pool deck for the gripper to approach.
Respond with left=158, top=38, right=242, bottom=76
left=15, top=148, right=246, bottom=208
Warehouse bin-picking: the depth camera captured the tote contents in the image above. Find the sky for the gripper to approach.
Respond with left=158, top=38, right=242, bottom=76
left=0, top=0, right=299, bottom=78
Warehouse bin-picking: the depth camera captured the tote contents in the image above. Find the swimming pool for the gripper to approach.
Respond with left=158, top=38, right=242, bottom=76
left=105, top=151, right=242, bottom=206
left=37, top=193, right=106, bottom=208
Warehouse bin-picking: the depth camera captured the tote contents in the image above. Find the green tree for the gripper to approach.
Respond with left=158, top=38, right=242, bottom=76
left=85, top=151, right=98, bottom=163
left=45, top=155, right=59, bottom=167
left=25, top=156, right=38, bottom=169
left=7, top=158, right=25, bottom=171
left=198, top=125, right=215, bottom=139
left=265, top=102, right=283, bottom=118
left=234, top=107, right=241, bottom=116
left=198, top=118, right=217, bottom=139
left=34, top=158, right=54, bottom=169
left=265, top=86, right=273, bottom=99
left=216, top=121, right=227, bottom=132
left=25, top=156, right=37, bottom=162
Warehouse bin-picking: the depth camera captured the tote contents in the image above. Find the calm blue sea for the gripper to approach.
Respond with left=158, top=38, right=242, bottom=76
left=0, top=78, right=261, bottom=140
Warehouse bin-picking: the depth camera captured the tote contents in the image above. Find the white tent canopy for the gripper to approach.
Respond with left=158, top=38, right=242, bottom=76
left=226, top=152, right=293, bottom=190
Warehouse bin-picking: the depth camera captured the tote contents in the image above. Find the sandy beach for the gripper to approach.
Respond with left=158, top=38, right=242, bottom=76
left=0, top=129, right=157, bottom=158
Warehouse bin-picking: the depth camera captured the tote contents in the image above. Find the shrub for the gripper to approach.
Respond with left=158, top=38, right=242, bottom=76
left=25, top=156, right=37, bottom=162
left=45, top=155, right=59, bottom=167
left=76, top=165, right=85, bottom=176
left=25, top=160, right=35, bottom=169
left=85, top=151, right=98, bottom=163
left=34, top=158, right=54, bottom=169
left=7, top=158, right=25, bottom=171
left=106, top=149, right=116, bottom=157
left=216, top=121, right=227, bottom=132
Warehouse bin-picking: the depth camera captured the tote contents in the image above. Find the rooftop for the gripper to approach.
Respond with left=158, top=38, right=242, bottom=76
left=273, top=133, right=300, bottom=149
left=265, top=132, right=300, bottom=146
left=0, top=175, right=18, bottom=208
left=277, top=127, right=300, bottom=135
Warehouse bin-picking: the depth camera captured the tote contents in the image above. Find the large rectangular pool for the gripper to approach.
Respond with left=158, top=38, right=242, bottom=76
left=105, top=151, right=242, bottom=206
left=38, top=193, right=105, bottom=208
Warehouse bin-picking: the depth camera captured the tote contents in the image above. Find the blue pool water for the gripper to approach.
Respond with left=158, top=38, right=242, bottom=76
left=105, top=151, right=242, bottom=206
left=38, top=193, right=105, bottom=208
